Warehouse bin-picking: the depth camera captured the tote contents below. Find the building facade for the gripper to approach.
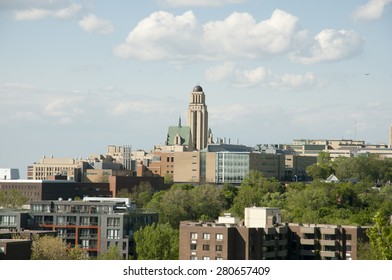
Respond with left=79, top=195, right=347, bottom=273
left=187, top=86, right=209, bottom=151
left=0, top=179, right=111, bottom=203
left=179, top=207, right=369, bottom=260
left=179, top=207, right=288, bottom=260
left=30, top=197, right=158, bottom=259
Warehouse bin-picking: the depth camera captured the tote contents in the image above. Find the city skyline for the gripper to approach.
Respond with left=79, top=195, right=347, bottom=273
left=0, top=0, right=391, bottom=176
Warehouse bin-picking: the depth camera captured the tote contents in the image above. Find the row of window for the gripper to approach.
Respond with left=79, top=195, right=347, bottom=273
left=0, top=215, right=16, bottom=226
left=191, top=244, right=223, bottom=251
left=191, top=233, right=223, bottom=240
left=190, top=256, right=222, bottom=260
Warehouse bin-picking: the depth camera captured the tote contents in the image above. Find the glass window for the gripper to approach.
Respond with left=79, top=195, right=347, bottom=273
left=203, top=244, right=210, bottom=251
left=203, top=233, right=210, bottom=240
left=216, top=233, right=223, bottom=240
left=107, top=229, right=120, bottom=239
left=203, top=256, right=210, bottom=260
left=190, top=244, right=197, bottom=251
left=191, top=232, right=198, bottom=239
left=216, top=245, right=223, bottom=251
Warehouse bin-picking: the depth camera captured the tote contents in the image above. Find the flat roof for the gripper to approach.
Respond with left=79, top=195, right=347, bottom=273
left=0, top=180, right=76, bottom=183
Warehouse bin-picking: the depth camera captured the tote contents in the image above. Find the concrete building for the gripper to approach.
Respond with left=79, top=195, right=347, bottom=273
left=106, top=145, right=132, bottom=170
left=187, top=85, right=209, bottom=151
left=29, top=156, right=85, bottom=181
left=0, top=168, right=20, bottom=180
left=173, top=144, right=285, bottom=184
left=30, top=197, right=158, bottom=259
left=390, top=125, right=392, bottom=148
left=179, top=207, right=369, bottom=260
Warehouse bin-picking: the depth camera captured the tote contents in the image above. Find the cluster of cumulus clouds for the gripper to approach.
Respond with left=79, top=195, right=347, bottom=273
left=4, top=0, right=390, bottom=90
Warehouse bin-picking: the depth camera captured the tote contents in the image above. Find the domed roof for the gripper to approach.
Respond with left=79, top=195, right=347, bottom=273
left=193, top=85, right=203, bottom=92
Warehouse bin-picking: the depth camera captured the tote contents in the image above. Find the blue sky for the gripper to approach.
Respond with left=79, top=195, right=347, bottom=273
left=0, top=0, right=391, bottom=177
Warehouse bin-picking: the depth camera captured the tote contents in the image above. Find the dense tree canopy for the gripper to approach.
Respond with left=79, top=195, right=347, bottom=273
left=0, top=189, right=28, bottom=208
left=134, top=223, right=179, bottom=260
left=367, top=212, right=392, bottom=260
left=31, top=235, right=88, bottom=260
left=146, top=184, right=225, bottom=228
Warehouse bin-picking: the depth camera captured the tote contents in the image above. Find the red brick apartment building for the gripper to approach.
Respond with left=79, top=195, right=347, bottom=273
left=179, top=207, right=369, bottom=260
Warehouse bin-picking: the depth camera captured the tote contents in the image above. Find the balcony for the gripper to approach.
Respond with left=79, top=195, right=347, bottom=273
left=320, top=240, right=337, bottom=246
left=300, top=249, right=317, bottom=257
left=320, top=251, right=338, bottom=258
left=263, top=240, right=276, bottom=247
left=300, top=239, right=316, bottom=245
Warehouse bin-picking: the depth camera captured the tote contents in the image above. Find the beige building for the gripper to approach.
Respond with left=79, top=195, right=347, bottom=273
left=106, top=145, right=132, bottom=170
left=389, top=125, right=392, bottom=148
left=29, top=156, right=85, bottom=181
left=187, top=85, right=209, bottom=151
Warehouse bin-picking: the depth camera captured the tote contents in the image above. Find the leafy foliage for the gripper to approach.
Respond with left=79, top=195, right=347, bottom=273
left=0, top=189, right=28, bottom=208
left=31, top=235, right=69, bottom=260
left=97, top=244, right=123, bottom=260
left=134, top=223, right=179, bottom=260
left=146, top=184, right=225, bottom=228
left=367, top=212, right=392, bottom=260
left=31, top=235, right=90, bottom=260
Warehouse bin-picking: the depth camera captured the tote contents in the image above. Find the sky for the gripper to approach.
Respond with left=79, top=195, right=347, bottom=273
left=0, top=0, right=391, bottom=178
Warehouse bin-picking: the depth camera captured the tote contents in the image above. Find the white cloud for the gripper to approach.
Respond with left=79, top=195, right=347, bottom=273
left=203, top=9, right=301, bottom=59
left=14, top=3, right=81, bottom=20
left=53, top=3, right=82, bottom=19
left=0, top=83, right=180, bottom=127
left=15, top=8, right=51, bottom=20
left=270, top=72, right=317, bottom=91
left=205, top=63, right=319, bottom=90
left=114, top=11, right=200, bottom=60
left=234, top=66, right=269, bottom=87
left=205, top=62, right=235, bottom=82
left=160, top=0, right=245, bottom=7
left=352, top=0, right=392, bottom=21
left=115, top=9, right=363, bottom=65
left=289, top=29, right=364, bottom=64
left=78, top=14, right=114, bottom=34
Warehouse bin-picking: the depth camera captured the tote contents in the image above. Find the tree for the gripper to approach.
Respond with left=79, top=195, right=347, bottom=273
left=164, top=173, right=173, bottom=185
left=134, top=223, right=179, bottom=260
left=306, top=151, right=334, bottom=180
left=230, top=171, right=284, bottom=218
left=156, top=186, right=192, bottom=228
left=221, top=183, right=238, bottom=209
left=31, top=235, right=91, bottom=260
left=131, top=182, right=153, bottom=208
left=0, top=189, right=28, bottom=208
left=190, top=184, right=226, bottom=221
left=31, top=235, right=69, bottom=260
left=67, top=245, right=89, bottom=260
left=97, top=244, right=123, bottom=260
left=367, top=212, right=392, bottom=260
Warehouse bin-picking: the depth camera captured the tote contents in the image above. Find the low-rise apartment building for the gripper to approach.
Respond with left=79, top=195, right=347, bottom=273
left=179, top=207, right=369, bottom=260
left=30, top=197, right=158, bottom=259
left=180, top=207, right=288, bottom=260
